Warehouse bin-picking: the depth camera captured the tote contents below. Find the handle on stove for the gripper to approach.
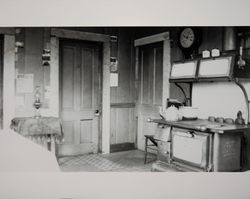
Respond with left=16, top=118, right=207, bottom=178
left=198, top=125, right=207, bottom=132
left=176, top=131, right=195, bottom=138
left=188, top=131, right=195, bottom=138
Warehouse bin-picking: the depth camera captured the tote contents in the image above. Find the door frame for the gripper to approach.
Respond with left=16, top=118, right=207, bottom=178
left=0, top=28, right=15, bottom=132
left=134, top=32, right=171, bottom=149
left=50, top=28, right=111, bottom=154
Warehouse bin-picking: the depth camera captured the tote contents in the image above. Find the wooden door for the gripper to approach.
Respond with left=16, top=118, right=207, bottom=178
left=59, top=39, right=102, bottom=156
left=136, top=42, right=163, bottom=150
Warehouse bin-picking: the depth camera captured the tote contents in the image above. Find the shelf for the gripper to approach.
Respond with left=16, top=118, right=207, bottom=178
left=169, top=54, right=250, bottom=83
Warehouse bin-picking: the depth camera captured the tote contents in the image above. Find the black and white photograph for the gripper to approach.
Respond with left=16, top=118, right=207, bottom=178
left=2, top=26, right=250, bottom=172
left=0, top=0, right=250, bottom=198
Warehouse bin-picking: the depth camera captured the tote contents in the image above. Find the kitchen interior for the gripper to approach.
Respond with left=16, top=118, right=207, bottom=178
left=0, top=26, right=250, bottom=172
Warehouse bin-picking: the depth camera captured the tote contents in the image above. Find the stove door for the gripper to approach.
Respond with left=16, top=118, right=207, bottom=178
left=172, top=129, right=210, bottom=169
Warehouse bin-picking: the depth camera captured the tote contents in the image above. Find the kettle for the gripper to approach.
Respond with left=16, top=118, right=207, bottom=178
left=160, top=105, right=180, bottom=122
left=235, top=111, right=245, bottom=125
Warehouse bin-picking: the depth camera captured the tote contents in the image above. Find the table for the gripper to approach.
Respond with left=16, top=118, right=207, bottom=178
left=10, top=117, right=64, bottom=155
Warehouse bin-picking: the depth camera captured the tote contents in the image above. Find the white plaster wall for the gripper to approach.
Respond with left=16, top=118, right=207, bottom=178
left=192, top=82, right=250, bottom=122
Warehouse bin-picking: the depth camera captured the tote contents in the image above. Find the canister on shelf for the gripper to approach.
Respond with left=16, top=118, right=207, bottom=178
left=211, top=49, right=220, bottom=57
left=202, top=50, right=210, bottom=58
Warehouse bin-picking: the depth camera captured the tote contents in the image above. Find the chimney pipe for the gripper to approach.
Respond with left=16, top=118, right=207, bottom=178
left=223, top=27, right=237, bottom=51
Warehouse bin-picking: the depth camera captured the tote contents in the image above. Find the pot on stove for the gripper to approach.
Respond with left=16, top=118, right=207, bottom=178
left=179, top=106, right=199, bottom=120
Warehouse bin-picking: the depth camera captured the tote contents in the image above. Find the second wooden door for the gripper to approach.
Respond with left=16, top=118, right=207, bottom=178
left=59, top=39, right=102, bottom=156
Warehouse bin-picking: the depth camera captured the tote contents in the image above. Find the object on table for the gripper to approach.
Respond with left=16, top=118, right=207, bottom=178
left=10, top=117, right=64, bottom=155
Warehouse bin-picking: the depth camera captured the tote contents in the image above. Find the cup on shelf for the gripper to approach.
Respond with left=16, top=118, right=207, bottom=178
left=202, top=50, right=210, bottom=58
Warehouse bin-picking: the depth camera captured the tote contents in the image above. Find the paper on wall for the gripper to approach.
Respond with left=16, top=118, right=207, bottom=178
left=16, top=74, right=34, bottom=93
left=110, top=73, right=118, bottom=87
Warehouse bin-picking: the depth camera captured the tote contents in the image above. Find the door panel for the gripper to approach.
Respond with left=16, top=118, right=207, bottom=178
left=142, top=48, right=153, bottom=104
left=137, top=42, right=163, bottom=150
left=80, top=48, right=93, bottom=109
left=110, top=107, right=136, bottom=144
left=62, top=47, right=75, bottom=109
left=59, top=40, right=101, bottom=156
left=63, top=121, right=74, bottom=144
left=80, top=120, right=92, bottom=143
left=154, top=47, right=163, bottom=105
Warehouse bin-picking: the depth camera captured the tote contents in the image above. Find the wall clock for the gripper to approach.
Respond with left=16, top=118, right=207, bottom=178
left=178, top=27, right=202, bottom=59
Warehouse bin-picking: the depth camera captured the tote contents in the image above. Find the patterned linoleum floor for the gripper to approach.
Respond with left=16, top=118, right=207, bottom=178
left=58, top=150, right=156, bottom=172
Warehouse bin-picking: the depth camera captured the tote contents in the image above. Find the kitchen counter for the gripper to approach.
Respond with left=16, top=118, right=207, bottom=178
left=151, top=118, right=250, bottom=134
left=150, top=118, right=249, bottom=171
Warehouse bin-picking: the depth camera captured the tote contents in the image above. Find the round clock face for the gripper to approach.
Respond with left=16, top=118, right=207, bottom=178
left=180, top=28, right=195, bottom=48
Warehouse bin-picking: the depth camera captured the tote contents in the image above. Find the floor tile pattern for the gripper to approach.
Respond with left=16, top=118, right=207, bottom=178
left=59, top=150, right=156, bottom=172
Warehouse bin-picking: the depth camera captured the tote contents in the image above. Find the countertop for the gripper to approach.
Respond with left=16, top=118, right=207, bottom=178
left=151, top=118, right=250, bottom=134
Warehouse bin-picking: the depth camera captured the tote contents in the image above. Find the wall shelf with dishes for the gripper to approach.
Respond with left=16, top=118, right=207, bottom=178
left=170, top=53, right=250, bottom=83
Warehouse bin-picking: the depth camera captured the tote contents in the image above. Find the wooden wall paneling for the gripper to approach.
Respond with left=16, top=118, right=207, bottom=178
left=116, top=108, right=130, bottom=143
left=109, top=28, right=119, bottom=104
left=109, top=29, right=137, bottom=148
left=15, top=28, right=26, bottom=73
left=110, top=108, right=117, bottom=145
left=128, top=108, right=136, bottom=143
left=110, top=107, right=136, bottom=145
left=129, top=30, right=136, bottom=104
left=23, top=28, right=44, bottom=116
left=117, top=29, right=132, bottom=103
left=198, top=27, right=223, bottom=53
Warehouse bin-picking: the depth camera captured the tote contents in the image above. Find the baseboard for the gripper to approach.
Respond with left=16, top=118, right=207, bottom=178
left=110, top=142, right=135, bottom=153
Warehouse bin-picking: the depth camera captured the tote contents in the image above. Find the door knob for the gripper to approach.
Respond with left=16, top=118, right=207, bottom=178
left=95, top=110, right=100, bottom=116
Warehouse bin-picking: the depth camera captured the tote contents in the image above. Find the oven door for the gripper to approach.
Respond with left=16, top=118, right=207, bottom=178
left=172, top=129, right=210, bottom=169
